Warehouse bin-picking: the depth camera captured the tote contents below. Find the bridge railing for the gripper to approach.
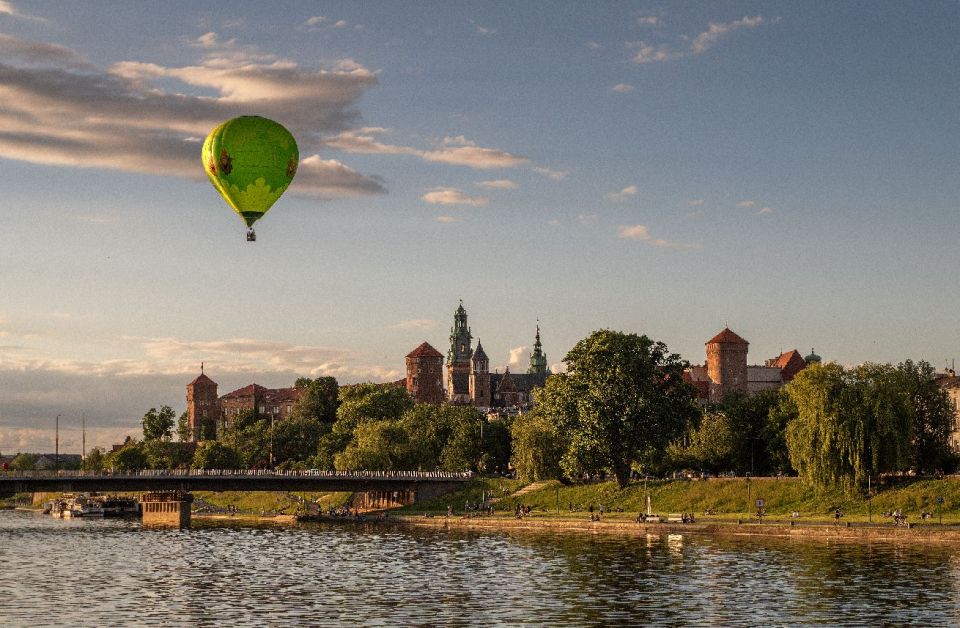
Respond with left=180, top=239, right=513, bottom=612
left=0, top=469, right=474, bottom=481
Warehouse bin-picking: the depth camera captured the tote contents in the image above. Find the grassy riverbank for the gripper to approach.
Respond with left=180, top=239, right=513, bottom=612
left=399, top=476, right=960, bottom=525
left=193, top=490, right=352, bottom=515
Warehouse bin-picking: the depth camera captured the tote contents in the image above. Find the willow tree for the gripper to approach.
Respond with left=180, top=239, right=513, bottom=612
left=536, top=329, right=697, bottom=489
left=784, top=363, right=912, bottom=492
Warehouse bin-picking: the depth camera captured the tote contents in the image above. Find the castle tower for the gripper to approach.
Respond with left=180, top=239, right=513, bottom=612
left=706, top=328, right=749, bottom=402
left=186, top=364, right=218, bottom=442
left=446, top=300, right=474, bottom=403
left=405, top=342, right=445, bottom=404
left=528, top=324, right=549, bottom=376
left=470, top=340, right=491, bottom=408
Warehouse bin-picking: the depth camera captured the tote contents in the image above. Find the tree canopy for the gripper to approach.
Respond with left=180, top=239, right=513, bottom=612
left=142, top=406, right=176, bottom=441
left=537, top=329, right=698, bottom=488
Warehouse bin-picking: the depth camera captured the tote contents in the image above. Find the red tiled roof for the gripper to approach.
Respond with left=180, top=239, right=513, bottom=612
left=706, top=327, right=749, bottom=346
left=406, top=341, right=443, bottom=359
left=262, top=387, right=305, bottom=404
left=221, top=383, right=268, bottom=399
left=188, top=373, right=216, bottom=387
left=772, top=349, right=807, bottom=382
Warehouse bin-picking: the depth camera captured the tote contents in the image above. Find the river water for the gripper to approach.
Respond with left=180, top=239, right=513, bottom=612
left=1, top=510, right=958, bottom=626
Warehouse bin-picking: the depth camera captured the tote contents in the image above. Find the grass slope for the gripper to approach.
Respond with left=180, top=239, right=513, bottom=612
left=401, top=477, right=960, bottom=524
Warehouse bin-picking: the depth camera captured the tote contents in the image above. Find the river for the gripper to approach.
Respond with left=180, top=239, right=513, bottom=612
left=1, top=509, right=958, bottom=626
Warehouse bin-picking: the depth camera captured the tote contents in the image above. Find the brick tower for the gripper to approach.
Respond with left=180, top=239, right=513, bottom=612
left=470, top=340, right=491, bottom=408
left=706, top=328, right=749, bottom=402
left=186, top=364, right=219, bottom=442
left=405, top=342, right=445, bottom=404
left=446, top=300, right=474, bottom=404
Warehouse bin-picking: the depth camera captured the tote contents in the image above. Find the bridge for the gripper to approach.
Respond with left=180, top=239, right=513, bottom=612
left=0, top=469, right=472, bottom=496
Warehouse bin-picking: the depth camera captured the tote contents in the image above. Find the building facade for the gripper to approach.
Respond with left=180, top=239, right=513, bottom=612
left=404, top=302, right=551, bottom=411
left=686, top=328, right=818, bottom=404
left=185, top=371, right=305, bottom=441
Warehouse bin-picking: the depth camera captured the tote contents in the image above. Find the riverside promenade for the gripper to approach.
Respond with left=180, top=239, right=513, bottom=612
left=393, top=513, right=960, bottom=543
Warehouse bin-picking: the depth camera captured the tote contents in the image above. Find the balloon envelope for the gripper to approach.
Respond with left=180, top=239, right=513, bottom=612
left=201, top=116, right=299, bottom=227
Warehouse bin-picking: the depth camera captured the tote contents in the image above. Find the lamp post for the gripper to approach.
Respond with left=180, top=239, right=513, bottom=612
left=746, top=474, right=751, bottom=516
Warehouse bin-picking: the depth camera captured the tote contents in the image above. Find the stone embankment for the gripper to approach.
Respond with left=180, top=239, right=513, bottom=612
left=393, top=514, right=960, bottom=543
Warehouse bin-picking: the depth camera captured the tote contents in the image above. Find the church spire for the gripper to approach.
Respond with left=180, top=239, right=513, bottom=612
left=528, top=321, right=549, bottom=376
left=448, top=300, right=473, bottom=364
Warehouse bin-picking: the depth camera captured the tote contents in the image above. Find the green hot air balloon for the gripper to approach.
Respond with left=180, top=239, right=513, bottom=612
left=202, top=116, right=299, bottom=241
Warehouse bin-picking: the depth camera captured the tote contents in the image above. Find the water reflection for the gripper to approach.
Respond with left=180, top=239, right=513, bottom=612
left=1, top=510, right=958, bottom=626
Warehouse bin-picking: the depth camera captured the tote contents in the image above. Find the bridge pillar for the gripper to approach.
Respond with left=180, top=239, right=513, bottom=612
left=140, top=491, right=192, bottom=528
left=359, top=489, right=417, bottom=511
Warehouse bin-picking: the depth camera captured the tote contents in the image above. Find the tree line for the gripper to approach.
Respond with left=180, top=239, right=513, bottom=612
left=75, top=330, right=957, bottom=494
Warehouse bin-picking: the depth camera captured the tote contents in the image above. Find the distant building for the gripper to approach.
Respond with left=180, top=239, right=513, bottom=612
left=685, top=327, right=819, bottom=403
left=405, top=341, right=445, bottom=404
left=404, top=301, right=550, bottom=411
left=935, top=373, right=960, bottom=450
left=185, top=369, right=306, bottom=441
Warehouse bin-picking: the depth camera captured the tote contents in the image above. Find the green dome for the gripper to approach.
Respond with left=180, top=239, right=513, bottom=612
left=805, top=348, right=822, bottom=364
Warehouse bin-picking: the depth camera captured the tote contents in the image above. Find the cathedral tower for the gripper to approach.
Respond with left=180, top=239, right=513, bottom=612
left=470, top=340, right=491, bottom=408
left=446, top=300, right=474, bottom=403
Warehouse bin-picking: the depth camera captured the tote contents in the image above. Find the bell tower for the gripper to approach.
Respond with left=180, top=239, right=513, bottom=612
left=186, top=363, right=219, bottom=442
left=446, top=300, right=474, bottom=403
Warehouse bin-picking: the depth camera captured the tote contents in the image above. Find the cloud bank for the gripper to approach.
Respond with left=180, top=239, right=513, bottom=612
left=0, top=32, right=385, bottom=198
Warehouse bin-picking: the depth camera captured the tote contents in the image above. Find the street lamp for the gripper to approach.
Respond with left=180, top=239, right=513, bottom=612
left=269, top=412, right=275, bottom=469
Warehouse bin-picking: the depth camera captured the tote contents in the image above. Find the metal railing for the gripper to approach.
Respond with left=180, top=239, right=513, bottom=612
left=0, top=469, right=473, bottom=481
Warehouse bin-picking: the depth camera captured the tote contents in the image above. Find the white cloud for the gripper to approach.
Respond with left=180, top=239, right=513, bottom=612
left=298, top=155, right=386, bottom=198
left=690, top=16, right=765, bottom=54
left=737, top=200, right=756, bottom=208
left=304, top=15, right=326, bottom=27
left=638, top=16, right=659, bottom=26
left=506, top=346, right=529, bottom=369
left=421, top=187, right=488, bottom=206
left=0, top=1, right=44, bottom=21
left=617, top=224, right=700, bottom=250
left=534, top=166, right=569, bottom=181
left=75, top=214, right=119, bottom=225
left=606, top=185, right=638, bottom=202
left=300, top=16, right=346, bottom=31
left=547, top=219, right=560, bottom=226
left=476, top=25, right=495, bottom=35
left=586, top=41, right=602, bottom=50
left=758, top=206, right=774, bottom=214
left=334, top=20, right=348, bottom=28
left=475, top=178, right=518, bottom=189
left=435, top=215, right=459, bottom=223
left=324, top=128, right=528, bottom=170
left=611, top=83, right=634, bottom=93
left=688, top=199, right=705, bottom=206
left=631, top=15, right=767, bottom=64
left=0, top=33, right=384, bottom=199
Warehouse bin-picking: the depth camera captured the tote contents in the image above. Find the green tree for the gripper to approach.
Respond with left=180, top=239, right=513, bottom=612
left=510, top=410, right=567, bottom=482
left=336, top=383, right=413, bottom=430
left=142, top=440, right=191, bottom=469
left=290, top=376, right=340, bottom=423
left=10, top=452, right=36, bottom=470
left=176, top=411, right=192, bottom=442
left=272, top=416, right=327, bottom=465
left=81, top=447, right=106, bottom=472
left=537, top=330, right=698, bottom=488
left=784, top=363, right=913, bottom=492
left=716, top=390, right=781, bottom=474
left=192, top=441, right=242, bottom=469
left=107, top=443, right=148, bottom=472
left=313, top=431, right=353, bottom=470
left=897, top=360, right=955, bottom=472
left=676, top=410, right=738, bottom=474
left=219, top=409, right=269, bottom=468
left=142, top=405, right=176, bottom=441
left=334, top=420, right=412, bottom=471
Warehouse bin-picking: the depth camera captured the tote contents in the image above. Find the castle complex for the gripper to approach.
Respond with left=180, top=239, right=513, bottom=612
left=405, top=301, right=550, bottom=411
left=685, top=327, right=821, bottom=403
left=185, top=365, right=305, bottom=442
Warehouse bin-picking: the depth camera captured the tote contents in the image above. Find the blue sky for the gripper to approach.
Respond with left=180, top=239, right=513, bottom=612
left=1, top=1, right=959, bottom=452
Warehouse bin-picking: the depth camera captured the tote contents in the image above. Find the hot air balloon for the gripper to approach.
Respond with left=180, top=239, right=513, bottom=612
left=201, top=116, right=299, bottom=241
